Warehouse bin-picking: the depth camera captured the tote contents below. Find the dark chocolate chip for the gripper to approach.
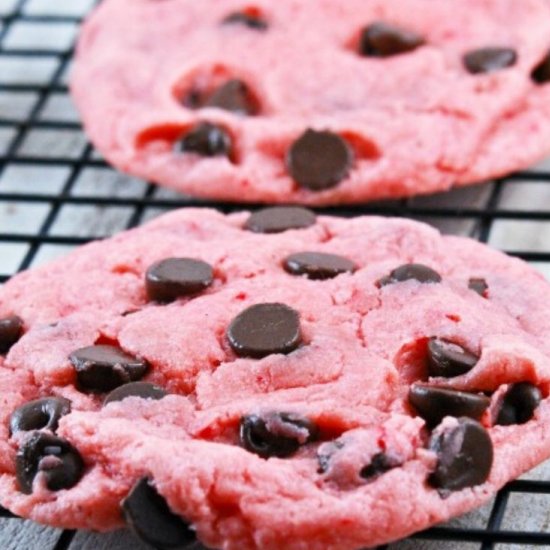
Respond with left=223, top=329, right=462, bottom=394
left=240, top=412, right=318, bottom=458
left=287, top=129, right=353, bottom=191
left=377, top=263, right=442, bottom=287
left=104, top=382, right=168, bottom=406
left=532, top=49, right=550, bottom=84
left=16, top=432, right=83, bottom=494
left=10, top=397, right=71, bottom=435
left=69, top=345, right=149, bottom=393
left=177, top=122, right=232, bottom=157
left=427, top=338, right=479, bottom=378
left=122, top=477, right=196, bottom=550
left=409, top=384, right=490, bottom=428
left=429, top=417, right=493, bottom=491
left=146, top=258, right=214, bottom=303
left=463, top=47, right=517, bottom=74
left=222, top=11, right=268, bottom=31
left=495, top=382, right=542, bottom=426
left=359, top=22, right=424, bottom=57
left=360, top=452, right=401, bottom=480
left=468, top=277, right=488, bottom=297
left=205, top=79, right=259, bottom=116
left=0, top=315, right=23, bottom=354
left=283, top=252, right=356, bottom=280
left=227, top=303, right=301, bottom=358
left=244, top=206, right=316, bottom=234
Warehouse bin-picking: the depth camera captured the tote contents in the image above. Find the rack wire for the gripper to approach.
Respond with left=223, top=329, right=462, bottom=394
left=0, top=0, right=549, bottom=549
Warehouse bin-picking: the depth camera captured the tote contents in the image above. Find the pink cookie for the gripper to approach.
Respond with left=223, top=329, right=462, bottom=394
left=71, top=0, right=550, bottom=205
left=1, top=207, right=550, bottom=549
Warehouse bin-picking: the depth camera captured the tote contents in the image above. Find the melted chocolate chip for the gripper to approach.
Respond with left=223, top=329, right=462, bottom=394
left=463, top=47, right=517, bottom=74
left=205, top=79, right=259, bottom=115
left=16, top=432, right=83, bottom=494
left=532, top=49, right=550, bottom=84
left=177, top=122, right=232, bottom=157
left=69, top=345, right=149, bottom=393
left=0, top=315, right=23, bottom=354
left=244, top=206, right=316, bottom=234
left=227, top=303, right=301, bottom=358
left=359, top=22, right=424, bottom=57
left=377, top=263, right=442, bottom=287
left=10, top=397, right=71, bottom=435
left=409, top=384, right=490, bottom=428
left=427, top=338, right=479, bottom=378
left=104, top=382, right=168, bottom=406
left=283, top=252, right=356, bottom=280
left=122, top=477, right=196, bottom=549
left=468, top=277, right=488, bottom=297
left=287, top=129, right=353, bottom=191
left=146, top=258, right=214, bottom=302
left=495, top=382, right=542, bottom=426
left=429, top=418, right=493, bottom=491
left=240, top=412, right=318, bottom=458
left=360, top=453, right=401, bottom=480
left=222, top=11, right=268, bottom=31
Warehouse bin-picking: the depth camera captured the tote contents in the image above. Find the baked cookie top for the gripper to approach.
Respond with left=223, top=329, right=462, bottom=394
left=1, top=207, right=550, bottom=549
left=71, top=0, right=550, bottom=204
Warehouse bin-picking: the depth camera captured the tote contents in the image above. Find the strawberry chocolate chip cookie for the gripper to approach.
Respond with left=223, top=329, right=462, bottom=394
left=1, top=208, right=550, bottom=548
left=72, top=0, right=550, bottom=204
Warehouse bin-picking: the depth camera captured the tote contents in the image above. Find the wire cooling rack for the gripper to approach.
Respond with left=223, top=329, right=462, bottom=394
left=0, top=1, right=550, bottom=549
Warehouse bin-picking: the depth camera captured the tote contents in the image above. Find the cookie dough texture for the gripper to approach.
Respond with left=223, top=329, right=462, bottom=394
left=71, top=0, right=550, bottom=204
left=1, top=209, right=550, bottom=549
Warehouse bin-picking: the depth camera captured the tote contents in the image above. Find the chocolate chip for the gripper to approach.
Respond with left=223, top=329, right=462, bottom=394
left=463, top=47, right=517, bottom=74
left=16, top=432, right=83, bottom=494
left=146, top=258, right=214, bottom=303
left=244, top=206, right=316, bottom=234
left=240, top=412, right=318, bottom=458
left=427, top=338, right=479, bottom=378
left=359, top=22, right=424, bottom=57
left=409, top=384, right=490, bottom=428
left=205, top=79, right=259, bottom=116
left=360, top=453, right=401, bottom=480
left=283, top=252, right=356, bottom=280
left=287, top=129, right=353, bottom=191
left=104, top=382, right=168, bottom=406
left=177, top=122, right=232, bottom=157
left=495, top=382, right=542, bottom=426
left=227, top=303, right=301, bottom=358
left=69, top=345, right=149, bottom=393
left=0, top=507, right=15, bottom=518
left=532, top=49, right=550, bottom=84
left=10, top=397, right=71, bottom=435
left=377, top=263, right=442, bottom=287
left=122, top=477, right=196, bottom=549
left=429, top=418, right=493, bottom=491
left=0, top=315, right=23, bottom=354
left=468, top=277, right=488, bottom=297
left=222, top=11, right=268, bottom=31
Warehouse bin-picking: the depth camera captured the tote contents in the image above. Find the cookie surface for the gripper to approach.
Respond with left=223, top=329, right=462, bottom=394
left=71, top=0, right=550, bottom=205
left=1, top=208, right=550, bottom=549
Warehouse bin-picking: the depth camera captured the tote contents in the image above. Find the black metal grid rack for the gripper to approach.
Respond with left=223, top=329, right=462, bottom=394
left=0, top=0, right=549, bottom=549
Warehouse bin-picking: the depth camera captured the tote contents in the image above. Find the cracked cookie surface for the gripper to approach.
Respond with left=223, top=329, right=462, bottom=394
left=71, top=0, right=550, bottom=204
left=1, top=208, right=550, bottom=549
